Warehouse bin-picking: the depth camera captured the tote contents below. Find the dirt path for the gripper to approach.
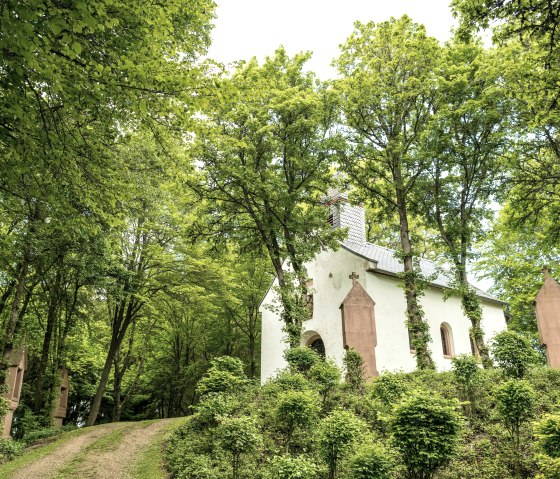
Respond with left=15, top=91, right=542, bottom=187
left=1, top=418, right=182, bottom=479
left=69, top=419, right=177, bottom=479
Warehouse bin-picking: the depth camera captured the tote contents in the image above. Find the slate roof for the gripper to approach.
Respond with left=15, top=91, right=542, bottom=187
left=341, top=239, right=501, bottom=303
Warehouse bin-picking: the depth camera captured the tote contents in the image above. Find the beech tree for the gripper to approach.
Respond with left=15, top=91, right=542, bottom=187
left=334, top=16, right=440, bottom=369
left=0, top=0, right=216, bottom=359
left=418, top=40, right=513, bottom=367
left=193, top=48, right=343, bottom=347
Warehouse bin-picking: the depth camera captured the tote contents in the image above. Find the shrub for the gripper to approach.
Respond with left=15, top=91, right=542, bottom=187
left=491, top=331, right=538, bottom=379
left=308, top=360, right=341, bottom=402
left=318, top=409, right=366, bottom=479
left=273, top=371, right=310, bottom=392
left=343, top=349, right=365, bottom=393
left=535, top=414, right=560, bottom=458
left=535, top=414, right=560, bottom=479
left=275, top=389, right=320, bottom=450
left=451, top=354, right=480, bottom=389
left=193, top=393, right=238, bottom=429
left=369, top=372, right=409, bottom=408
left=535, top=455, right=560, bottom=479
left=345, top=442, right=396, bottom=479
left=267, top=455, right=320, bottom=479
left=390, top=393, right=462, bottom=479
left=496, top=380, right=535, bottom=440
left=0, top=438, right=23, bottom=464
left=284, top=347, right=320, bottom=374
left=218, top=416, right=261, bottom=479
left=452, top=354, right=481, bottom=416
left=196, top=356, right=248, bottom=397
left=496, top=379, right=535, bottom=477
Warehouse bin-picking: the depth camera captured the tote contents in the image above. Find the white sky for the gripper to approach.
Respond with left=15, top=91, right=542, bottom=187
left=207, top=0, right=457, bottom=79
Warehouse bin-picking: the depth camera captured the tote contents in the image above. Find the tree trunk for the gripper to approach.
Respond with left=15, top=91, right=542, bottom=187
left=0, top=281, right=15, bottom=318
left=34, top=257, right=64, bottom=414
left=395, top=180, right=434, bottom=370
left=112, top=347, right=123, bottom=422
left=87, top=297, right=136, bottom=426
left=3, top=254, right=30, bottom=357
left=460, top=285, right=492, bottom=368
left=87, top=338, right=119, bottom=426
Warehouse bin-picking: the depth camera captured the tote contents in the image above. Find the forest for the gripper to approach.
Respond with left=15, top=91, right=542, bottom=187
left=1, top=0, right=560, bottom=478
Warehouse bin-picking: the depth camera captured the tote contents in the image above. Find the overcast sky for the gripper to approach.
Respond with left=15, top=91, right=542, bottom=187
left=207, top=0, right=457, bottom=79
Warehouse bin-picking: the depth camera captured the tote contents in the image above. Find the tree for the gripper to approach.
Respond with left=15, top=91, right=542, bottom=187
left=491, top=330, right=538, bottom=379
left=496, top=379, right=535, bottom=478
left=274, top=389, right=320, bottom=452
left=346, top=442, right=396, bottom=479
left=334, top=16, right=441, bottom=369
left=418, top=39, right=513, bottom=367
left=478, top=210, right=560, bottom=336
left=85, top=136, right=197, bottom=426
left=317, top=409, right=366, bottom=479
left=452, top=0, right=560, bottom=252
left=218, top=416, right=261, bottom=479
left=391, top=393, right=462, bottom=479
left=193, top=47, right=343, bottom=347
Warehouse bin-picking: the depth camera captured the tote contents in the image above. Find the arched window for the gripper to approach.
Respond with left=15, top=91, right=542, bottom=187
left=440, top=323, right=454, bottom=358
left=304, top=334, right=325, bottom=359
left=309, top=338, right=325, bottom=358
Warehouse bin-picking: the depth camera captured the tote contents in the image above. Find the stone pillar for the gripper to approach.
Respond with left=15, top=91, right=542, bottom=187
left=2, top=349, right=27, bottom=437
left=52, top=369, right=69, bottom=428
left=535, top=269, right=560, bottom=368
left=340, top=274, right=378, bottom=378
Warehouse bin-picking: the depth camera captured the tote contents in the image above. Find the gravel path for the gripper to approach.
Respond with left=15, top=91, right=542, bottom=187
left=10, top=422, right=127, bottom=479
left=6, top=419, right=178, bottom=479
left=70, top=419, right=175, bottom=479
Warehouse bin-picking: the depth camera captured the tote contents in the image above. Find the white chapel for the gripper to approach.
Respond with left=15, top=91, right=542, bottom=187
left=260, top=195, right=507, bottom=383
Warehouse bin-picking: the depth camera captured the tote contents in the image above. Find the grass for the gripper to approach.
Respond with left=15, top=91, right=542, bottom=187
left=0, top=418, right=186, bottom=479
left=0, top=427, right=88, bottom=479
left=131, top=418, right=186, bottom=479
left=55, top=424, right=129, bottom=479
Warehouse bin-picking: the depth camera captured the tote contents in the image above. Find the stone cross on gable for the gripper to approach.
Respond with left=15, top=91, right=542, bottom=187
left=349, top=272, right=359, bottom=286
left=543, top=266, right=551, bottom=278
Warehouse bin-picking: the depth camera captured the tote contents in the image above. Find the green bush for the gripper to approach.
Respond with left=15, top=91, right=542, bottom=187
left=284, top=347, right=320, bottom=374
left=196, top=356, right=248, bottom=397
left=535, top=415, right=560, bottom=479
left=271, top=371, right=310, bottom=392
left=491, top=331, right=538, bottom=379
left=318, top=409, right=366, bottom=479
left=193, top=393, right=239, bottom=430
left=308, top=360, right=341, bottom=402
left=174, top=453, right=221, bottom=479
left=390, top=393, right=462, bottom=479
left=0, top=438, right=24, bottom=464
left=535, top=414, right=560, bottom=458
left=275, top=389, right=320, bottom=449
left=496, top=380, right=535, bottom=439
left=343, top=349, right=365, bottom=393
left=369, top=372, right=410, bottom=408
left=217, top=416, right=261, bottom=479
left=496, top=379, right=535, bottom=477
left=345, top=442, right=396, bottom=479
left=267, top=455, right=319, bottom=479
left=535, top=455, right=560, bottom=479
left=451, top=354, right=480, bottom=389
